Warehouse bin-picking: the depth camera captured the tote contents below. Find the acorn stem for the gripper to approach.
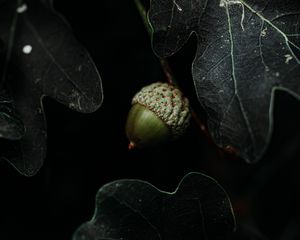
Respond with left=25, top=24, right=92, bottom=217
left=128, top=142, right=136, bottom=150
left=159, top=58, right=177, bottom=85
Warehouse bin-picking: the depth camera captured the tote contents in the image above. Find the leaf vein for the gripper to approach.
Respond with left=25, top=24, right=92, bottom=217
left=240, top=0, right=300, bottom=64
left=226, top=5, right=256, bottom=150
left=111, top=195, right=162, bottom=240
left=24, top=16, right=90, bottom=101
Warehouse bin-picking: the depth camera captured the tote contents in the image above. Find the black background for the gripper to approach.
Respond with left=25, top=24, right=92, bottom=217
left=1, top=1, right=300, bottom=239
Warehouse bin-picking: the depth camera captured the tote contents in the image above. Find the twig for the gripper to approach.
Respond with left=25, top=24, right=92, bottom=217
left=134, top=0, right=152, bottom=36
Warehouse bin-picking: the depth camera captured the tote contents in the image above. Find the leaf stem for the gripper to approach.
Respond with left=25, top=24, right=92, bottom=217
left=133, top=0, right=152, bottom=36
left=133, top=0, right=214, bottom=143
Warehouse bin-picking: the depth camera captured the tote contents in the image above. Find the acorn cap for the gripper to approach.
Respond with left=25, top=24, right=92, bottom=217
left=126, top=82, right=191, bottom=148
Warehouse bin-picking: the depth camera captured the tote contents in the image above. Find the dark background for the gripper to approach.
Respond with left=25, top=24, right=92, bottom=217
left=1, top=1, right=300, bottom=239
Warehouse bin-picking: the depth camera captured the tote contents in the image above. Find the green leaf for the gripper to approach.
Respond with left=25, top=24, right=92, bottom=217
left=73, top=172, right=235, bottom=240
left=149, top=0, right=300, bottom=162
left=0, top=0, right=103, bottom=176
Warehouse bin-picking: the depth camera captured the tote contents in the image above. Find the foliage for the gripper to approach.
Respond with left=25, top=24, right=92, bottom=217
left=0, top=0, right=102, bottom=176
left=149, top=0, right=300, bottom=162
left=73, top=173, right=235, bottom=240
left=0, top=0, right=300, bottom=239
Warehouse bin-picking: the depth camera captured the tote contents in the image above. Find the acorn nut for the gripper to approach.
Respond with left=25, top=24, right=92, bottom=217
left=126, top=82, right=191, bottom=149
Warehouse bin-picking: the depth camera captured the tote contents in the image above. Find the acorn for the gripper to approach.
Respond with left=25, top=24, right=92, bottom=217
left=126, top=82, right=191, bottom=149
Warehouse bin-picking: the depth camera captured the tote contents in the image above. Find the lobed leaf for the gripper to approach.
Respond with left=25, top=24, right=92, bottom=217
left=0, top=0, right=103, bottom=176
left=149, top=0, right=300, bottom=162
left=73, top=173, right=235, bottom=240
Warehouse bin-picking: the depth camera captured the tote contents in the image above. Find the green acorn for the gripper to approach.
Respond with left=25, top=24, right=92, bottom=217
left=126, top=82, right=191, bottom=149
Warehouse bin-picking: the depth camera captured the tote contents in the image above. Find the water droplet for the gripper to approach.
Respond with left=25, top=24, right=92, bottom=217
left=17, top=4, right=28, bottom=13
left=23, top=45, right=32, bottom=54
